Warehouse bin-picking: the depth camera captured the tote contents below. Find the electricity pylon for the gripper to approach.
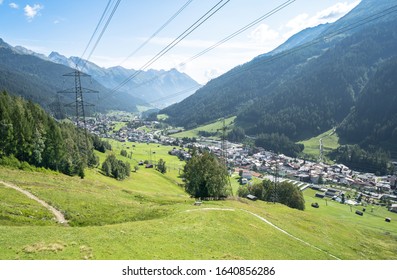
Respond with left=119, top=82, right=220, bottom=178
left=58, top=69, right=98, bottom=150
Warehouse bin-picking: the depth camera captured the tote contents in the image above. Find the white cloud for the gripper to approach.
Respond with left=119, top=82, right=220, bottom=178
left=284, top=1, right=360, bottom=38
left=204, top=68, right=221, bottom=81
left=24, top=4, right=44, bottom=21
left=317, top=1, right=361, bottom=22
left=0, top=0, right=4, bottom=5
left=249, top=24, right=280, bottom=45
left=9, top=3, right=19, bottom=9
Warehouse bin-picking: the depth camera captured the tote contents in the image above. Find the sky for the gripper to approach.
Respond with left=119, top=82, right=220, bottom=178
left=0, top=0, right=361, bottom=84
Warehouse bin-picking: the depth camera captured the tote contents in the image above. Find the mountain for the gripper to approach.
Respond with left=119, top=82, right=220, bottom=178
left=337, top=56, right=397, bottom=157
left=0, top=38, right=148, bottom=115
left=161, top=0, right=397, bottom=151
left=263, top=23, right=330, bottom=57
left=48, top=53, right=201, bottom=108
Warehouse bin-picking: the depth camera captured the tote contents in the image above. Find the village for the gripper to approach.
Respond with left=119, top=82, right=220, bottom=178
left=85, top=113, right=397, bottom=213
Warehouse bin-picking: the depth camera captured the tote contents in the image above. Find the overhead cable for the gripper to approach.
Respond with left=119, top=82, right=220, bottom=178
left=104, top=0, right=231, bottom=97
left=118, top=0, right=195, bottom=66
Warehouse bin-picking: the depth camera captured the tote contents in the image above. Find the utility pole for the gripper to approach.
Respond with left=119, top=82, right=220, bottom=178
left=272, top=160, right=279, bottom=204
left=220, top=118, right=228, bottom=167
left=58, top=69, right=98, bottom=151
left=219, top=118, right=232, bottom=195
left=319, top=138, right=323, bottom=163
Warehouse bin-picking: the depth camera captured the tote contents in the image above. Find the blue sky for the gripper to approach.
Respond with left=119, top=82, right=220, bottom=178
left=0, top=0, right=360, bottom=83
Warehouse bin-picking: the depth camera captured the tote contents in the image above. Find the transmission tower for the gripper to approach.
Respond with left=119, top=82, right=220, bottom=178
left=220, top=118, right=228, bottom=167
left=272, top=161, right=279, bottom=203
left=319, top=138, right=323, bottom=163
left=58, top=69, right=97, bottom=150
left=217, top=118, right=233, bottom=195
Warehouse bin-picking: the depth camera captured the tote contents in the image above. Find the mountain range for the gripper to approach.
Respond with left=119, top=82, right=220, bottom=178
left=161, top=0, right=397, bottom=157
left=0, top=39, right=200, bottom=116
left=47, top=52, right=200, bottom=108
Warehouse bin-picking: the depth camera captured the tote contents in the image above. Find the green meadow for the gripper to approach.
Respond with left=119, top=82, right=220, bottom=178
left=0, top=141, right=397, bottom=260
left=171, top=116, right=236, bottom=139
left=298, top=128, right=340, bottom=162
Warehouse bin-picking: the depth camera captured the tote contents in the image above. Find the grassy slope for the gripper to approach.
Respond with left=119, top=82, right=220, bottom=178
left=171, top=116, right=236, bottom=139
left=1, top=142, right=397, bottom=260
left=298, top=128, right=340, bottom=161
left=0, top=185, right=56, bottom=226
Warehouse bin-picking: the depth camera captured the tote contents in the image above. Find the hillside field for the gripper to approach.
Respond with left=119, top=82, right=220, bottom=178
left=1, top=141, right=397, bottom=260
left=170, top=116, right=236, bottom=139
left=298, top=128, right=340, bottom=162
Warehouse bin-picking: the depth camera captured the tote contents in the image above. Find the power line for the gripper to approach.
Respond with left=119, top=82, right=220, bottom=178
left=151, top=3, right=397, bottom=106
left=80, top=0, right=122, bottom=72
left=118, top=0, right=195, bottom=66
left=58, top=70, right=98, bottom=151
left=100, top=0, right=230, bottom=101
left=124, top=0, right=296, bottom=102
left=179, top=0, right=296, bottom=67
left=146, top=85, right=202, bottom=104
left=98, top=0, right=294, bottom=106
left=212, top=4, right=397, bottom=83
left=76, top=0, right=113, bottom=68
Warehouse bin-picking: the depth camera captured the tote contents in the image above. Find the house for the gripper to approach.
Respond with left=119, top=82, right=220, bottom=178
left=298, top=174, right=310, bottom=183
left=242, top=171, right=252, bottom=180
left=389, top=204, right=397, bottom=213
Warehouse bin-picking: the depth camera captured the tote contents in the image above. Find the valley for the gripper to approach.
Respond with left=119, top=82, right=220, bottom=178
left=1, top=115, right=397, bottom=259
left=1, top=0, right=397, bottom=264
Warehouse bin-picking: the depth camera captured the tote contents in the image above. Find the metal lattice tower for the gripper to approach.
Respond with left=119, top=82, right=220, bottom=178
left=220, top=118, right=228, bottom=167
left=58, top=69, right=97, bottom=150
left=272, top=161, right=279, bottom=203
left=319, top=138, right=324, bottom=163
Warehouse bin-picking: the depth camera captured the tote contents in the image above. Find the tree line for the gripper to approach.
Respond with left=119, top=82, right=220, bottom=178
left=237, top=179, right=305, bottom=211
left=0, top=91, right=108, bottom=177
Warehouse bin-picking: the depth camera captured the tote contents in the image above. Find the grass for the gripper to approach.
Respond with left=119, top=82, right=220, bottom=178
left=157, top=114, right=169, bottom=121
left=171, top=116, right=236, bottom=139
left=112, top=121, right=127, bottom=132
left=298, top=128, right=340, bottom=161
left=107, top=140, right=186, bottom=182
left=1, top=141, right=397, bottom=260
left=0, top=185, right=57, bottom=226
left=136, top=105, right=155, bottom=113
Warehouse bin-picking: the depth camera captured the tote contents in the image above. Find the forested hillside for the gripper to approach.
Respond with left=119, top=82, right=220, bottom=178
left=161, top=0, right=397, bottom=150
left=0, top=39, right=147, bottom=115
left=337, top=56, right=397, bottom=159
left=0, top=91, right=100, bottom=177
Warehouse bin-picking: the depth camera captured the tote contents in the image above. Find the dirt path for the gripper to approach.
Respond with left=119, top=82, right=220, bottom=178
left=0, top=180, right=68, bottom=225
left=241, top=209, right=340, bottom=260
left=185, top=206, right=340, bottom=260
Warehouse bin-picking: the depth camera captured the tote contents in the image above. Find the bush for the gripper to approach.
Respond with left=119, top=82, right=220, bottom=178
left=156, top=159, right=166, bottom=174
left=101, top=154, right=131, bottom=180
left=0, top=155, right=21, bottom=169
left=263, top=181, right=305, bottom=210
left=237, top=186, right=249, bottom=198
left=247, top=183, right=265, bottom=200
left=120, top=149, right=128, bottom=157
left=19, top=161, right=35, bottom=171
